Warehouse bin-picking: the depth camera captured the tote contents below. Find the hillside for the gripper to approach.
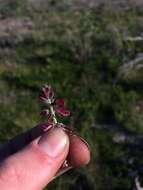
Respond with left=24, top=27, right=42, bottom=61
left=0, top=1, right=143, bottom=189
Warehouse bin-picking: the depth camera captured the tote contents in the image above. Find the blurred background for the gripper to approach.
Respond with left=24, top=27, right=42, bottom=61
left=0, top=0, right=143, bottom=189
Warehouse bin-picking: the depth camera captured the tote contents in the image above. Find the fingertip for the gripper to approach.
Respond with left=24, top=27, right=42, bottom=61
left=68, top=135, right=90, bottom=167
left=38, top=127, right=69, bottom=158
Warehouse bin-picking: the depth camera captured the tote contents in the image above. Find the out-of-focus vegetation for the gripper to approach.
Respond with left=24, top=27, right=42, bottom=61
left=0, top=0, right=143, bottom=189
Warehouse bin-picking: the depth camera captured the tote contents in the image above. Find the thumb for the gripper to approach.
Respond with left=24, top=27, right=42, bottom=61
left=0, top=128, right=69, bottom=190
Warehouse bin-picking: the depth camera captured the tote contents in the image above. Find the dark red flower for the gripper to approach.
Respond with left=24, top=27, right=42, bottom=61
left=39, top=85, right=71, bottom=129
left=55, top=106, right=70, bottom=117
left=39, top=85, right=54, bottom=103
left=55, top=99, right=65, bottom=106
left=54, top=99, right=70, bottom=117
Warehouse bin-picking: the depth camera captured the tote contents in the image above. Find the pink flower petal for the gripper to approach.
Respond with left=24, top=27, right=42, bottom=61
left=38, top=95, right=47, bottom=102
left=56, top=107, right=71, bottom=117
left=42, top=85, right=54, bottom=99
left=55, top=99, right=65, bottom=106
left=49, top=88, right=54, bottom=99
left=40, top=123, right=53, bottom=132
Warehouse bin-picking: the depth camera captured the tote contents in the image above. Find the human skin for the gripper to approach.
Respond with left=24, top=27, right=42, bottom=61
left=0, top=124, right=90, bottom=190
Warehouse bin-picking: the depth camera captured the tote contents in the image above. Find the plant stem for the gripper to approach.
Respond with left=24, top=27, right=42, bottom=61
left=50, top=105, right=57, bottom=125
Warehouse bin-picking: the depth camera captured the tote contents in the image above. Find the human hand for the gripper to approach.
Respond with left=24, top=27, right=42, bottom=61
left=0, top=125, right=90, bottom=190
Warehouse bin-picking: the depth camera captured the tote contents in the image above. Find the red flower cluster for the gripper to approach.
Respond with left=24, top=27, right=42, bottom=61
left=39, top=85, right=70, bottom=125
left=38, top=84, right=89, bottom=172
